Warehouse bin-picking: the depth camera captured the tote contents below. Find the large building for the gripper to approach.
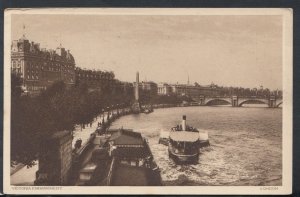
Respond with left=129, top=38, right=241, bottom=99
left=11, top=36, right=75, bottom=94
left=75, top=67, right=134, bottom=95
left=157, top=83, right=172, bottom=95
left=75, top=67, right=115, bottom=89
left=133, top=81, right=158, bottom=96
left=170, top=83, right=220, bottom=97
left=11, top=36, right=132, bottom=95
left=158, top=83, right=220, bottom=98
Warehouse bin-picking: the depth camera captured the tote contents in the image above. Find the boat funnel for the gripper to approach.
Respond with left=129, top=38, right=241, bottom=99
left=182, top=115, right=186, bottom=131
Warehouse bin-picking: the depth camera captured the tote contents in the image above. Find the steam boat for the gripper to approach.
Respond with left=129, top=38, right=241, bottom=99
left=159, top=115, right=209, bottom=163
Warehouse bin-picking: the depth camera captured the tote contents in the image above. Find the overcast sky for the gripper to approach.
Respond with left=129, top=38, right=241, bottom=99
left=11, top=14, right=282, bottom=90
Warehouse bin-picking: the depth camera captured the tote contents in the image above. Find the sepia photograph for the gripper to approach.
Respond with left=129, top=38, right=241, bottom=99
left=3, top=8, right=292, bottom=195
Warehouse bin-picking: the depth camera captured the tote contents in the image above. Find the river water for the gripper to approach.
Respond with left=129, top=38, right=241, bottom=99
left=110, top=105, right=282, bottom=186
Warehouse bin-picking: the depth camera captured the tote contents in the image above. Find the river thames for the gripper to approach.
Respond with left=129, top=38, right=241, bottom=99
left=110, top=105, right=282, bottom=186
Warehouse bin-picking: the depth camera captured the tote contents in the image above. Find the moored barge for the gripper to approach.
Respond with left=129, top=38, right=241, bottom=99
left=74, top=129, right=162, bottom=186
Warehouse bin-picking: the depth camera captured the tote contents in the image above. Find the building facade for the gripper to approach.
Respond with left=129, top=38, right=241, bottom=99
left=157, top=83, right=172, bottom=95
left=11, top=36, right=75, bottom=94
left=158, top=83, right=220, bottom=98
left=133, top=81, right=158, bottom=96
left=141, top=81, right=158, bottom=96
left=74, top=67, right=115, bottom=90
left=114, top=80, right=134, bottom=95
left=170, top=84, right=220, bottom=97
left=74, top=67, right=134, bottom=96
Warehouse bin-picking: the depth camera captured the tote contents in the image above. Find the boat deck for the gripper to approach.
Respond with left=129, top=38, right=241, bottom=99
left=111, top=164, right=149, bottom=186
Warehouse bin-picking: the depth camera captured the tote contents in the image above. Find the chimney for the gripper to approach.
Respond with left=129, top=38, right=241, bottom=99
left=182, top=115, right=186, bottom=131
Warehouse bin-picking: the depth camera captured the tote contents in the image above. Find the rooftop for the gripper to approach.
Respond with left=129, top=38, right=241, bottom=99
left=112, top=147, right=149, bottom=158
left=11, top=37, right=75, bottom=63
left=109, top=129, right=144, bottom=146
left=170, top=131, right=199, bottom=142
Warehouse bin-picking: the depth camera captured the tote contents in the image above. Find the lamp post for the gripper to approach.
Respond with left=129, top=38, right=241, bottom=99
left=102, top=109, right=105, bottom=125
left=117, top=104, right=119, bottom=116
left=107, top=106, right=110, bottom=121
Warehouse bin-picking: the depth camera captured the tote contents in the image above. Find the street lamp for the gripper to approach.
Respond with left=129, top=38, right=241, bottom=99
left=107, top=107, right=110, bottom=120
left=117, top=104, right=119, bottom=115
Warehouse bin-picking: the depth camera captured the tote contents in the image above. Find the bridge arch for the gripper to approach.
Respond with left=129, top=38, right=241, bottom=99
left=205, top=98, right=231, bottom=106
left=238, top=99, right=269, bottom=107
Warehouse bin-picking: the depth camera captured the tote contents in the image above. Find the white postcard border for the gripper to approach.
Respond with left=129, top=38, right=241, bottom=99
left=3, top=8, right=293, bottom=195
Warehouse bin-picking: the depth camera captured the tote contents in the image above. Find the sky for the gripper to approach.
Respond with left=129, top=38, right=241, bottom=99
left=11, top=14, right=283, bottom=90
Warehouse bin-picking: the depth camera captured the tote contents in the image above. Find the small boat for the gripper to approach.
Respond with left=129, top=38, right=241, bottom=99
left=159, top=115, right=210, bottom=163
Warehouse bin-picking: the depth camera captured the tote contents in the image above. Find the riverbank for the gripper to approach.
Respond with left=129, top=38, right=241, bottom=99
left=72, top=107, right=133, bottom=150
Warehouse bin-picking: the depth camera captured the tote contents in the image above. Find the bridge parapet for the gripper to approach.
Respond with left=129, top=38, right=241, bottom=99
left=195, top=95, right=282, bottom=108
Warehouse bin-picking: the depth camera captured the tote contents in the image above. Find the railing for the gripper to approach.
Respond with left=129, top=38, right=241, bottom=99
left=197, top=95, right=283, bottom=99
left=106, top=157, right=116, bottom=186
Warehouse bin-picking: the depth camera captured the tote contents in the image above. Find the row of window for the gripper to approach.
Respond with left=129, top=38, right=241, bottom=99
left=77, top=74, right=112, bottom=79
left=25, top=74, right=74, bottom=81
left=12, top=68, right=22, bottom=74
left=25, top=67, right=74, bottom=73
left=27, top=75, right=39, bottom=80
left=12, top=61, right=73, bottom=71
left=26, top=86, right=46, bottom=91
left=12, top=61, right=21, bottom=68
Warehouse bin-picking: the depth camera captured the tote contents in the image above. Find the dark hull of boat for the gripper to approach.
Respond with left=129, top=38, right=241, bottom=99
left=159, top=138, right=210, bottom=148
left=168, top=148, right=199, bottom=164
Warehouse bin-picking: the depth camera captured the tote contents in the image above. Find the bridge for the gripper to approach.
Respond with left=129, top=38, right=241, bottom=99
left=194, top=96, right=282, bottom=108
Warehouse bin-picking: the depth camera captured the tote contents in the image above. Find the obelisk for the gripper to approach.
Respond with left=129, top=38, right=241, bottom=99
left=135, top=72, right=139, bottom=101
left=132, top=72, right=141, bottom=113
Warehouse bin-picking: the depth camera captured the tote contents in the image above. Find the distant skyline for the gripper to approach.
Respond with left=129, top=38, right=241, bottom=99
left=11, top=14, right=282, bottom=90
